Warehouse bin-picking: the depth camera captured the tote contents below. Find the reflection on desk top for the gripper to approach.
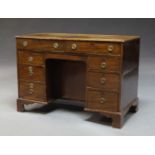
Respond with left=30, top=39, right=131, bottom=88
left=16, top=33, right=140, bottom=43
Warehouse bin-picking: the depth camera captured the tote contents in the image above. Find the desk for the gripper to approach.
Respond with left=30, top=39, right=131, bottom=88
left=16, top=33, right=140, bottom=128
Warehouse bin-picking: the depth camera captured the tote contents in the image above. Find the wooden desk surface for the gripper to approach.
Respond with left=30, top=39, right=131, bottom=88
left=16, top=33, right=139, bottom=43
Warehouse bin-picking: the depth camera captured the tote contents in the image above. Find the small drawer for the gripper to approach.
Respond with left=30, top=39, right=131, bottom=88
left=16, top=39, right=64, bottom=52
left=87, top=72, right=120, bottom=91
left=18, top=65, right=45, bottom=82
left=87, top=56, right=121, bottom=72
left=19, top=81, right=46, bottom=101
left=66, top=41, right=121, bottom=55
left=86, top=89, right=118, bottom=112
left=18, top=51, right=44, bottom=66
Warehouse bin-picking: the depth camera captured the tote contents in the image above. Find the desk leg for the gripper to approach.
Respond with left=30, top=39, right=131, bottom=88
left=129, top=99, right=139, bottom=113
left=112, top=115, right=124, bottom=128
left=17, top=99, right=25, bottom=112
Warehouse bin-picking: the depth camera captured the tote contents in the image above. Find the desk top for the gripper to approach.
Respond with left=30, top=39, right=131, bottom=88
left=16, top=33, right=140, bottom=43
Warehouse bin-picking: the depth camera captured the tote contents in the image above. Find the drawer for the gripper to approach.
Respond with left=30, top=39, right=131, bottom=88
left=18, top=51, right=44, bottom=66
left=19, top=81, right=46, bottom=101
left=87, top=72, right=120, bottom=90
left=86, top=89, right=118, bottom=112
left=17, top=39, right=121, bottom=55
left=87, top=56, right=121, bottom=72
left=16, top=39, right=64, bottom=51
left=18, top=65, right=45, bottom=82
left=66, top=41, right=121, bottom=55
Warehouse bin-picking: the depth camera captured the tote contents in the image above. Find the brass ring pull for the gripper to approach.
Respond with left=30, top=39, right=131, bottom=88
left=71, top=43, right=77, bottom=50
left=28, top=56, right=33, bottom=62
left=29, top=83, right=34, bottom=89
left=53, top=42, right=59, bottom=49
left=100, top=97, right=106, bottom=104
left=101, top=62, right=106, bottom=69
left=108, top=45, right=113, bottom=54
left=28, top=83, right=34, bottom=94
left=100, top=78, right=106, bottom=84
left=23, top=41, right=28, bottom=47
left=108, top=45, right=113, bottom=51
left=28, top=66, right=33, bottom=76
left=29, top=88, right=34, bottom=94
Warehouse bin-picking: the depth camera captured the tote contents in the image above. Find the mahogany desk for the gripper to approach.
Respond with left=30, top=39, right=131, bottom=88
left=16, top=33, right=140, bottom=128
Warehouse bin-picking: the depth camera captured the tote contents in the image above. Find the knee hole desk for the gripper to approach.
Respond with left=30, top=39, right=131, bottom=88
left=16, top=33, right=140, bottom=128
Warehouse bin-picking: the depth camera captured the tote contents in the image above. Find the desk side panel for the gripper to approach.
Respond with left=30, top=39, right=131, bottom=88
left=120, top=39, right=140, bottom=112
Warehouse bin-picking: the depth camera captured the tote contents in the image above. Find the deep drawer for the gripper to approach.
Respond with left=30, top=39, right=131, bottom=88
left=87, top=72, right=120, bottom=91
left=19, top=81, right=46, bottom=101
left=86, top=89, right=118, bottom=112
left=18, top=65, right=45, bottom=82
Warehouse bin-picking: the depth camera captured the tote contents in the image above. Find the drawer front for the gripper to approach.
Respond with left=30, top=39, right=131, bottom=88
left=87, top=56, right=121, bottom=72
left=87, top=72, right=120, bottom=90
left=18, top=51, right=44, bottom=66
left=17, top=39, right=64, bottom=51
left=87, top=89, right=118, bottom=112
left=17, top=39, right=121, bottom=55
left=66, top=41, right=121, bottom=55
left=18, top=65, right=45, bottom=82
left=19, top=81, right=46, bottom=101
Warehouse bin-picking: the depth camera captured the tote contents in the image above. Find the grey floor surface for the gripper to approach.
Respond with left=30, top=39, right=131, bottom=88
left=0, top=57, right=154, bottom=136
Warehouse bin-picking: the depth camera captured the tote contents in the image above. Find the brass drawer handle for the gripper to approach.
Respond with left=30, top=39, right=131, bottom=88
left=53, top=42, right=59, bottom=49
left=28, top=83, right=34, bottom=89
left=100, top=97, right=106, bottom=104
left=29, top=88, right=34, bottom=94
left=108, top=45, right=113, bottom=52
left=100, top=78, right=106, bottom=84
left=28, top=83, right=34, bottom=94
left=101, top=62, right=106, bottom=69
left=28, top=56, right=33, bottom=62
left=71, top=43, right=77, bottom=50
left=23, top=41, right=28, bottom=47
left=28, top=66, right=33, bottom=76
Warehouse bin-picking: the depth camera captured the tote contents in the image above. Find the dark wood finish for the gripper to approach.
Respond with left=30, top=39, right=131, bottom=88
left=16, top=33, right=140, bottom=128
left=17, top=99, right=25, bottom=112
left=45, top=60, right=86, bottom=101
left=87, top=72, right=119, bottom=91
left=87, top=89, right=118, bottom=112
left=17, top=39, right=65, bottom=52
left=87, top=56, right=121, bottom=73
left=18, top=51, right=44, bottom=66
left=112, top=114, right=123, bottom=128
left=19, top=81, right=46, bottom=102
left=120, top=40, right=140, bottom=112
left=19, top=65, right=45, bottom=82
left=65, top=41, right=121, bottom=55
left=17, top=39, right=121, bottom=55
